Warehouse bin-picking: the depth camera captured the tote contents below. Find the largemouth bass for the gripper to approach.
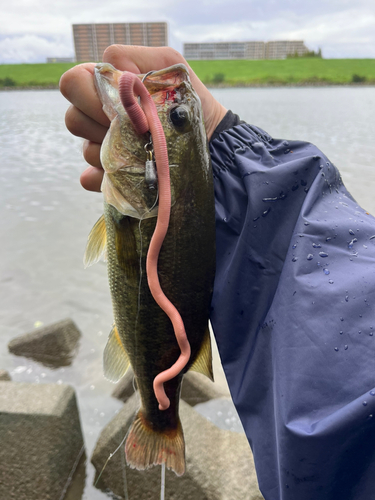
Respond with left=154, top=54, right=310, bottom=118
left=85, top=62, right=216, bottom=476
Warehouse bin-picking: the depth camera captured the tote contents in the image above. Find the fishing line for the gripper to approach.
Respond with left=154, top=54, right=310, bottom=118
left=94, top=431, right=128, bottom=488
left=135, top=190, right=159, bottom=330
left=160, top=463, right=166, bottom=500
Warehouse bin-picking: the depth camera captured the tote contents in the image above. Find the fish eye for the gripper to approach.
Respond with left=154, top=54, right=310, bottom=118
left=169, top=106, right=191, bottom=132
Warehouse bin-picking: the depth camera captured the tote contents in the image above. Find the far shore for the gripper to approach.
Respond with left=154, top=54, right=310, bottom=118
left=1, top=81, right=375, bottom=92
left=1, top=59, right=375, bottom=91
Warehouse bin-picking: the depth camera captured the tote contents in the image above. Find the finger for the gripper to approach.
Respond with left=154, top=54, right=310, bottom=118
left=80, top=166, right=104, bottom=192
left=65, top=105, right=108, bottom=143
left=103, top=45, right=184, bottom=73
left=60, top=63, right=110, bottom=127
left=82, top=140, right=102, bottom=168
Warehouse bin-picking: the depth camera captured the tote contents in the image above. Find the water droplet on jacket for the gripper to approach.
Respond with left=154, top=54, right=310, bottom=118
left=253, top=216, right=260, bottom=221
left=345, top=296, right=349, bottom=302
left=319, top=252, right=328, bottom=257
left=359, top=330, right=362, bottom=334
left=284, top=149, right=290, bottom=154
left=329, top=280, right=334, bottom=284
left=304, top=222, right=310, bottom=226
left=348, top=238, right=357, bottom=249
left=369, top=414, right=373, bottom=419
left=223, top=217, right=227, bottom=222
left=326, top=237, right=332, bottom=242
left=370, top=391, right=375, bottom=396
left=370, top=332, right=374, bottom=337
left=307, top=254, right=313, bottom=260
left=301, top=179, right=307, bottom=186
left=262, top=197, right=278, bottom=202
left=340, top=331, right=343, bottom=334
left=283, top=141, right=289, bottom=146
left=334, top=347, right=339, bottom=351
left=319, top=164, right=324, bottom=169
left=292, top=244, right=297, bottom=249
left=323, top=268, right=330, bottom=275
left=262, top=208, right=271, bottom=217
left=363, top=401, right=368, bottom=406
left=292, top=257, right=298, bottom=262
left=344, top=345, right=348, bottom=350
left=313, top=155, right=319, bottom=160
left=340, top=317, right=344, bottom=321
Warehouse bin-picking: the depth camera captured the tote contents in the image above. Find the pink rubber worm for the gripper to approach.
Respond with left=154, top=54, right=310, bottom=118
left=118, top=72, right=191, bottom=411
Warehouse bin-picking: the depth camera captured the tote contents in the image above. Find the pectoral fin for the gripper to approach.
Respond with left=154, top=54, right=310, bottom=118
left=103, top=324, right=130, bottom=382
left=83, top=214, right=107, bottom=268
left=189, top=325, right=214, bottom=381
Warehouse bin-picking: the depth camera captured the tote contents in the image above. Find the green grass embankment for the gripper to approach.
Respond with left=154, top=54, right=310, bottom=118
left=0, top=62, right=77, bottom=88
left=1, top=59, right=375, bottom=89
left=190, top=58, right=375, bottom=86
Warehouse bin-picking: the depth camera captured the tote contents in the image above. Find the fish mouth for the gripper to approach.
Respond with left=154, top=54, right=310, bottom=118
left=94, top=62, right=191, bottom=120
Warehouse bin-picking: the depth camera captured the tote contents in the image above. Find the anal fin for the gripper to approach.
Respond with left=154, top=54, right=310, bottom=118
left=188, top=325, right=214, bottom=381
left=103, top=324, right=130, bottom=382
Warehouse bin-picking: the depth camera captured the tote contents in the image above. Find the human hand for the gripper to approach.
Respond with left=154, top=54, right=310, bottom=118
left=59, top=45, right=227, bottom=192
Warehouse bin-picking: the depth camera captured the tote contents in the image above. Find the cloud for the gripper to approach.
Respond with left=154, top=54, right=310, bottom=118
left=0, top=35, right=74, bottom=64
left=1, top=0, right=374, bottom=62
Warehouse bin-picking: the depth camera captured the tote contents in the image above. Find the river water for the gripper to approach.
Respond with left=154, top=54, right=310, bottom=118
left=0, top=86, right=374, bottom=498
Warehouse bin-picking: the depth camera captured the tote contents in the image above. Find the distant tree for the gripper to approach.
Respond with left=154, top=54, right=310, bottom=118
left=352, top=74, right=366, bottom=83
left=287, top=48, right=323, bottom=59
left=212, top=73, right=225, bottom=83
left=0, top=77, right=16, bottom=87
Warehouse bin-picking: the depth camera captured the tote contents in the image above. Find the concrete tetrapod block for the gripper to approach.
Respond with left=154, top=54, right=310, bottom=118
left=180, top=372, right=229, bottom=406
left=112, top=371, right=228, bottom=407
left=0, top=369, right=11, bottom=381
left=91, top=392, right=264, bottom=500
left=0, top=382, right=85, bottom=500
left=8, top=318, right=81, bottom=368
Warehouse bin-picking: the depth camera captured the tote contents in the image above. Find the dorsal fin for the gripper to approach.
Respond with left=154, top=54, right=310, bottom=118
left=83, top=215, right=107, bottom=268
left=103, top=324, right=130, bottom=382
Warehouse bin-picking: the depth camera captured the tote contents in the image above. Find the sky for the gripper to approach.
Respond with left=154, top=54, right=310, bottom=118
left=1, top=0, right=375, bottom=63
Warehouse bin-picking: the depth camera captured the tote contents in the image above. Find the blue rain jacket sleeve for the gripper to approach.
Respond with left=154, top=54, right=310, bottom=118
left=209, top=112, right=375, bottom=500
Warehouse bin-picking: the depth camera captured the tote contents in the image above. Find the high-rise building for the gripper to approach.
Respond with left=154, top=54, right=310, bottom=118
left=183, top=41, right=309, bottom=60
left=73, top=22, right=168, bottom=62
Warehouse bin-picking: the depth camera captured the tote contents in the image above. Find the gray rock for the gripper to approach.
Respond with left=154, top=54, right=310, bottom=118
left=0, top=382, right=85, bottom=500
left=111, top=368, right=136, bottom=402
left=8, top=318, right=81, bottom=368
left=91, top=393, right=263, bottom=500
left=181, top=371, right=228, bottom=406
left=112, top=370, right=227, bottom=407
left=0, top=369, right=11, bottom=381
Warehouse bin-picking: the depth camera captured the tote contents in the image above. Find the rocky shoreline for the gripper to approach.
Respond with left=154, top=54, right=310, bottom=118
left=1, top=318, right=264, bottom=500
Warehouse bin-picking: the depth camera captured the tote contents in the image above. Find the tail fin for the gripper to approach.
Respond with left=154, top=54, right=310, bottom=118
left=125, top=410, right=185, bottom=476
